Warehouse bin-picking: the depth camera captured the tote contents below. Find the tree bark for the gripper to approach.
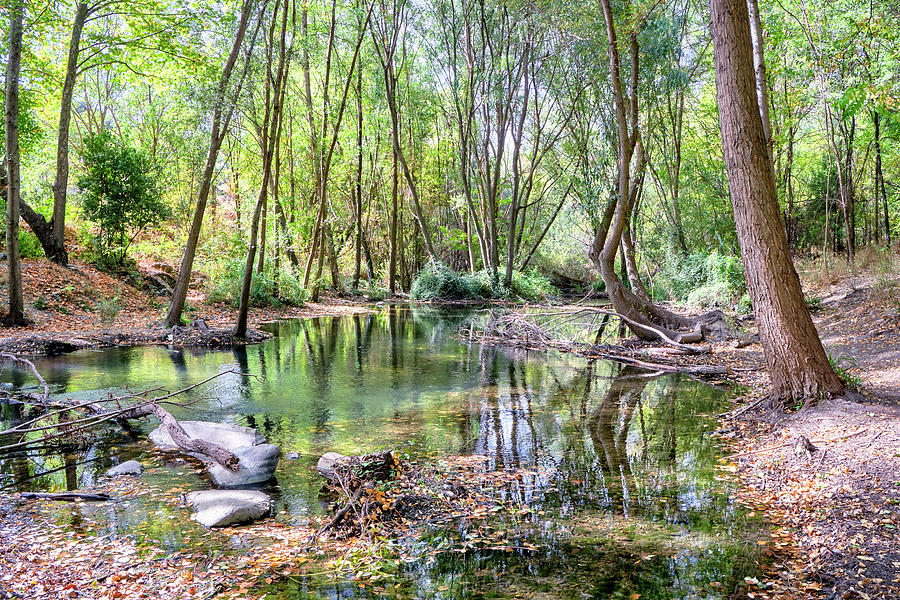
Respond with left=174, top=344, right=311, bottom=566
left=710, top=0, right=843, bottom=403
left=4, top=0, right=26, bottom=326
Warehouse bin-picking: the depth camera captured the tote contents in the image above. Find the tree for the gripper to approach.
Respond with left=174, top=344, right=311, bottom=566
left=77, top=132, right=168, bottom=268
left=164, top=0, right=259, bottom=327
left=710, top=0, right=843, bottom=403
left=4, top=0, right=26, bottom=326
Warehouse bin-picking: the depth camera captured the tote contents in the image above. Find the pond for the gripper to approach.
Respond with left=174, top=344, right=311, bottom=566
left=0, top=306, right=762, bottom=599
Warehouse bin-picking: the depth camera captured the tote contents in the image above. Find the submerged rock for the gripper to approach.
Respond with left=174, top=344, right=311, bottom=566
left=149, top=421, right=280, bottom=487
left=186, top=490, right=271, bottom=528
left=105, top=460, right=144, bottom=477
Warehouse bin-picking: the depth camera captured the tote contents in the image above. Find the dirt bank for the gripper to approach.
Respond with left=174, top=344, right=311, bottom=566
left=713, top=269, right=900, bottom=599
left=0, top=259, right=374, bottom=355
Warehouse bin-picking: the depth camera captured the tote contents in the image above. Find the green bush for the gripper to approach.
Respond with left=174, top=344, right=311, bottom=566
left=97, top=296, right=122, bottom=325
left=410, top=263, right=487, bottom=301
left=410, top=263, right=556, bottom=302
left=207, top=258, right=306, bottom=308
left=511, top=269, right=558, bottom=301
left=77, top=132, right=169, bottom=267
left=655, top=251, right=746, bottom=308
left=18, top=229, right=43, bottom=259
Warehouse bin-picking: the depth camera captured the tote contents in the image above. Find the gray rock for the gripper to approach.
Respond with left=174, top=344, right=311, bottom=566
left=185, top=490, right=271, bottom=528
left=285, top=451, right=301, bottom=460
left=105, top=460, right=144, bottom=477
left=207, top=443, right=281, bottom=487
left=148, top=421, right=280, bottom=487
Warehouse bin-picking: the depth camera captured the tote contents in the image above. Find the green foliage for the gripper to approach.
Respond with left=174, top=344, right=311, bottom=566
left=654, top=252, right=746, bottom=308
left=410, top=263, right=490, bottom=301
left=511, top=269, right=559, bottom=301
left=805, top=295, right=823, bottom=312
left=827, top=353, right=864, bottom=390
left=736, top=293, right=752, bottom=315
left=207, top=259, right=306, bottom=308
left=410, top=263, right=556, bottom=302
left=77, top=132, right=169, bottom=267
left=18, top=230, right=43, bottom=259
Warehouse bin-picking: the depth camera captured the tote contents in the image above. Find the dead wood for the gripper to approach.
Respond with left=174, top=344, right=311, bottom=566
left=20, top=491, right=110, bottom=501
left=317, top=451, right=396, bottom=488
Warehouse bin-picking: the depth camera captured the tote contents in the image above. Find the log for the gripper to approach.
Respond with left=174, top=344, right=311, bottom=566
left=125, top=403, right=240, bottom=471
left=20, top=491, right=110, bottom=502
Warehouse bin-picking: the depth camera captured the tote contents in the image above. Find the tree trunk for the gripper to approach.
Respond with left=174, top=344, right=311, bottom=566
left=235, top=0, right=289, bottom=338
left=165, top=0, right=256, bottom=327
left=746, top=0, right=772, bottom=159
left=710, top=0, right=843, bottom=403
left=4, top=0, right=26, bottom=326
left=48, top=1, right=88, bottom=263
left=874, top=111, right=890, bottom=244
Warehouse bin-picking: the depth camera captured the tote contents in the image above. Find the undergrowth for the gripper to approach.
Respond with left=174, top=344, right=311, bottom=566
left=652, top=251, right=745, bottom=309
left=207, top=258, right=306, bottom=308
left=410, top=263, right=556, bottom=302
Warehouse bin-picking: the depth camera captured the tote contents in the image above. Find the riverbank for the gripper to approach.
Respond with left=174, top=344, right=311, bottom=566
left=0, top=258, right=375, bottom=355
left=714, top=268, right=900, bottom=599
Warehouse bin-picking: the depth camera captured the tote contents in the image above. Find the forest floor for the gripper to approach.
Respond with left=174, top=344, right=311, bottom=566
left=711, top=265, right=900, bottom=600
left=0, top=259, right=373, bottom=354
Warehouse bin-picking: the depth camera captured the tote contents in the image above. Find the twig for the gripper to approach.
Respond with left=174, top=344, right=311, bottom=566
left=0, top=353, right=50, bottom=401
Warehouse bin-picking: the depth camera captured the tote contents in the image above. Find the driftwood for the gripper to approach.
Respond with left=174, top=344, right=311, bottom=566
left=317, top=451, right=396, bottom=486
left=308, top=450, right=397, bottom=543
left=20, top=491, right=110, bottom=502
left=124, top=403, right=239, bottom=471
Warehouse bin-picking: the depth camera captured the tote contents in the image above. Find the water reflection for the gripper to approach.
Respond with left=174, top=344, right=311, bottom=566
left=0, top=308, right=756, bottom=598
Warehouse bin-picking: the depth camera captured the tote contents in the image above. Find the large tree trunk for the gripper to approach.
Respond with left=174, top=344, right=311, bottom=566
left=710, top=0, right=843, bottom=403
left=4, top=0, right=26, bottom=326
left=165, top=0, right=255, bottom=328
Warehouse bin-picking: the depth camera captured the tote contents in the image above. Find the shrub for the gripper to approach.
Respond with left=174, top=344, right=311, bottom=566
left=97, top=296, right=122, bottom=326
left=410, top=263, right=487, bottom=301
left=686, top=281, right=733, bottom=309
left=77, top=132, right=169, bottom=267
left=18, top=229, right=43, bottom=259
left=655, top=251, right=746, bottom=308
left=207, top=258, right=306, bottom=308
left=410, top=263, right=557, bottom=302
left=511, top=269, right=558, bottom=301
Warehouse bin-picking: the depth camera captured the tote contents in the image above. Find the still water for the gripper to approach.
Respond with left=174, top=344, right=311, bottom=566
left=0, top=307, right=761, bottom=598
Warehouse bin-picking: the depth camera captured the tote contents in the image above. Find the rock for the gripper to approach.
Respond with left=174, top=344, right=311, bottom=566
left=105, top=460, right=144, bottom=477
left=186, top=490, right=271, bottom=528
left=285, top=451, right=301, bottom=460
left=207, top=444, right=281, bottom=487
left=149, top=421, right=280, bottom=487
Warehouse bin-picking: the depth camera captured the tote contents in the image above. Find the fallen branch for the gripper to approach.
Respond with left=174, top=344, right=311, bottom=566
left=20, top=491, right=110, bottom=502
left=0, top=352, right=49, bottom=402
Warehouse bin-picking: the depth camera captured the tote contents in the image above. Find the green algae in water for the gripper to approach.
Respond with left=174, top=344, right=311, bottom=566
left=0, top=308, right=763, bottom=597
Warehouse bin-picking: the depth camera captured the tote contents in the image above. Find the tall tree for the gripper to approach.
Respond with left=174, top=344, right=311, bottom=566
left=235, top=0, right=290, bottom=338
left=4, top=0, right=26, bottom=326
left=164, top=0, right=259, bottom=328
left=710, top=0, right=843, bottom=403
